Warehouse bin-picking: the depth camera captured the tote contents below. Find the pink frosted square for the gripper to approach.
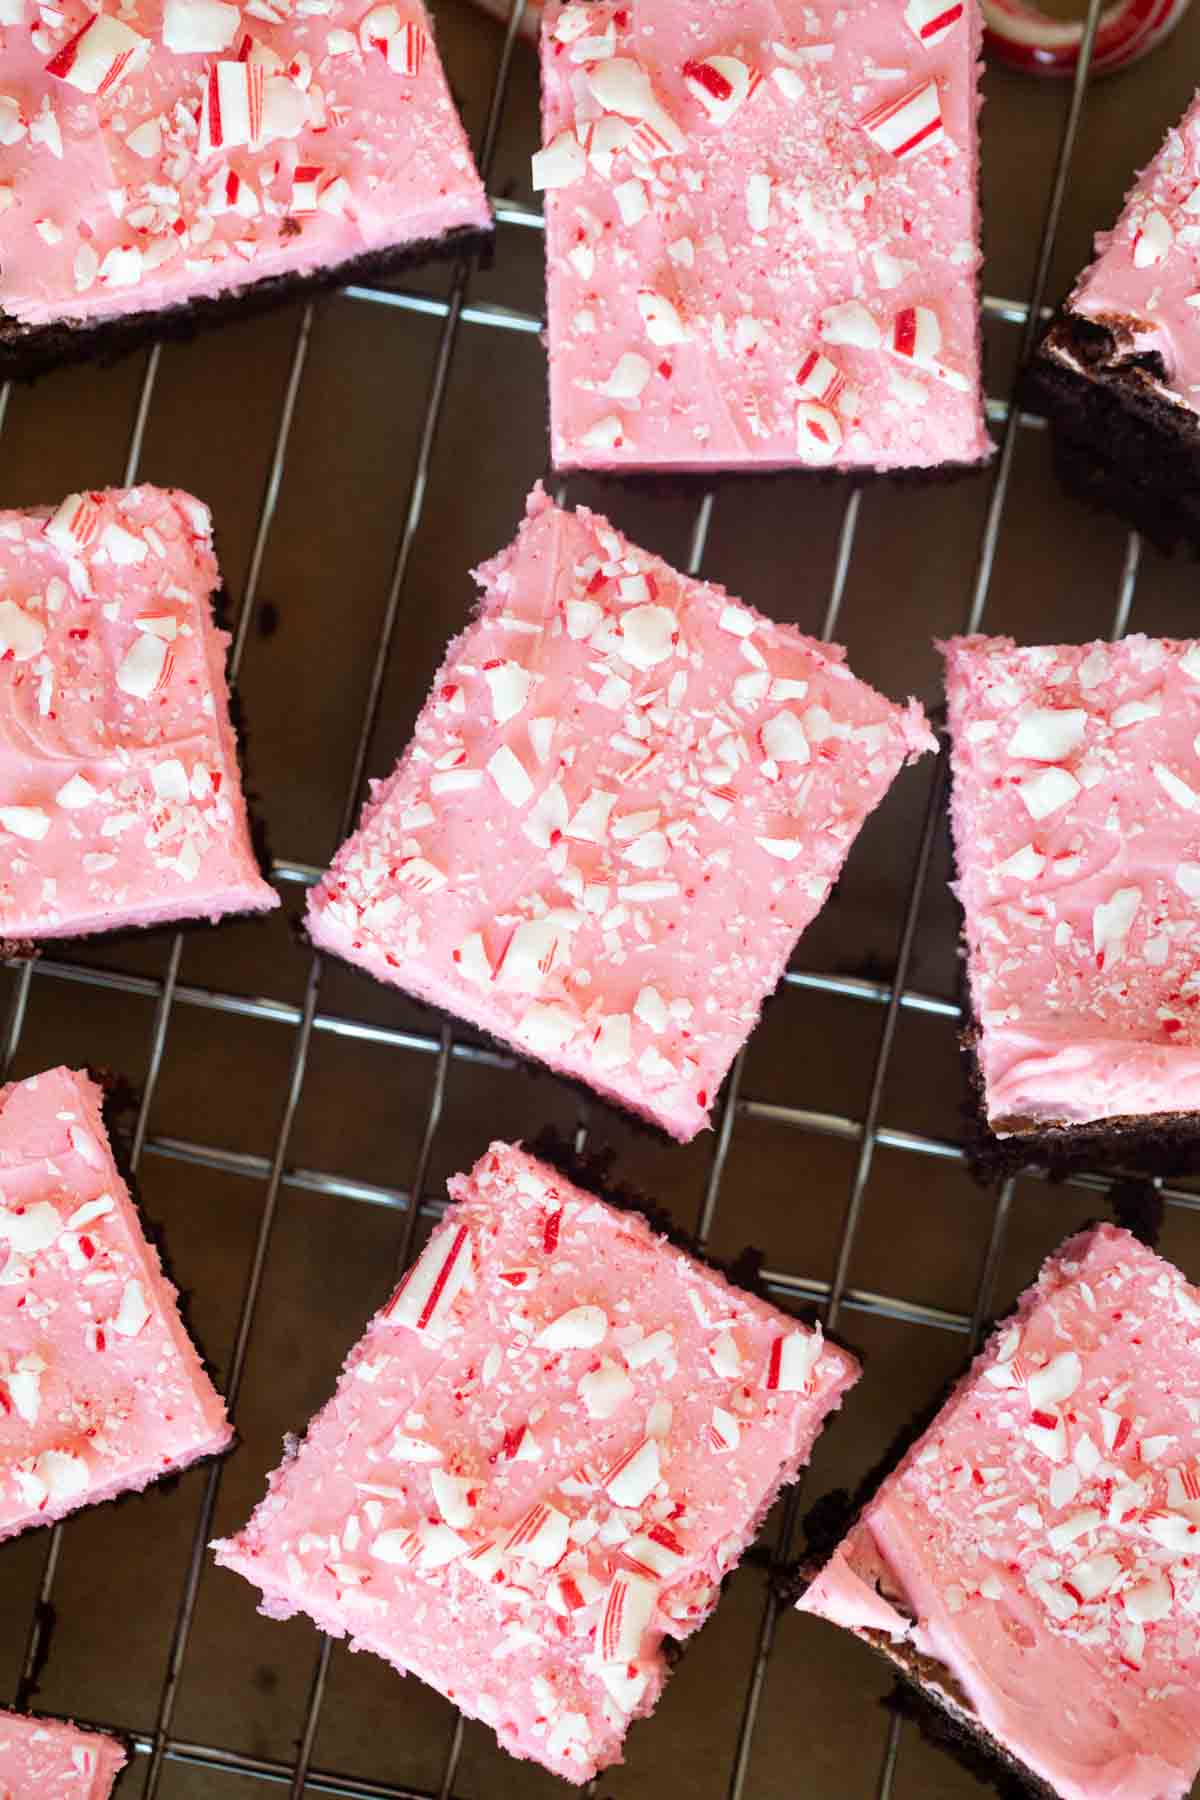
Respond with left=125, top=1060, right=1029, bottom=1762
left=0, top=486, right=278, bottom=942
left=0, top=0, right=490, bottom=337
left=536, top=0, right=989, bottom=472
left=944, top=632, right=1200, bottom=1135
left=0, top=1709, right=126, bottom=1798
left=801, top=1224, right=1200, bottom=1800
left=0, top=1066, right=233, bottom=1542
left=307, top=486, right=934, bottom=1140
left=214, top=1141, right=859, bottom=1784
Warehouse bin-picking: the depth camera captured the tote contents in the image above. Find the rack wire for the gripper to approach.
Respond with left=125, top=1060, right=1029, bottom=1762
left=0, top=0, right=1166, bottom=1792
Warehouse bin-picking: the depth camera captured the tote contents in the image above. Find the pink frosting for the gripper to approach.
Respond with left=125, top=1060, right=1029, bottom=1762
left=0, top=1708, right=126, bottom=1798
left=944, top=632, right=1200, bottom=1133
left=0, top=0, right=489, bottom=330
left=0, top=485, right=277, bottom=940
left=800, top=1224, right=1200, bottom=1800
left=307, top=484, right=935, bottom=1140
left=1049, top=91, right=1200, bottom=416
left=214, top=1142, right=859, bottom=1783
left=537, top=0, right=989, bottom=472
left=0, top=1066, right=233, bottom=1542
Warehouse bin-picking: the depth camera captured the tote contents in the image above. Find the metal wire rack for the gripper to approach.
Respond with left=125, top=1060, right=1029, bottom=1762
left=2, top=0, right=1193, bottom=1793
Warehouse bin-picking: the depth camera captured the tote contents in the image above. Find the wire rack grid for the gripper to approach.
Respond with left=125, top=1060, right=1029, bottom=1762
left=1, top=0, right=1194, bottom=1795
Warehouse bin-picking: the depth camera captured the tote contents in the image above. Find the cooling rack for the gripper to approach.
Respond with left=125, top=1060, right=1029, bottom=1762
left=4, top=0, right=1200, bottom=1794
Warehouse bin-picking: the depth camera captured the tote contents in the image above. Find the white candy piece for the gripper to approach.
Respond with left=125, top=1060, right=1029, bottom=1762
left=904, top=0, right=964, bottom=45
left=601, top=352, right=652, bottom=400
left=1133, top=209, right=1173, bottom=269
left=588, top=57, right=685, bottom=152
left=764, top=1327, right=822, bottom=1391
left=1017, top=766, right=1080, bottom=821
left=487, top=744, right=534, bottom=808
left=860, top=79, right=945, bottom=161
left=1026, top=1350, right=1082, bottom=1408
left=795, top=402, right=842, bottom=464
left=0, top=1200, right=61, bottom=1253
left=505, top=1501, right=570, bottom=1567
left=484, top=660, right=531, bottom=724
left=1092, top=887, right=1141, bottom=967
left=998, top=843, right=1045, bottom=881
left=761, top=710, right=809, bottom=764
left=683, top=54, right=753, bottom=126
left=619, top=604, right=676, bottom=670
left=537, top=1304, right=607, bottom=1350
left=795, top=350, right=845, bottom=405
left=604, top=1435, right=660, bottom=1507
left=1154, top=763, right=1200, bottom=810
left=579, top=1359, right=634, bottom=1419
left=163, top=0, right=240, bottom=52
left=46, top=12, right=149, bottom=95
left=0, top=806, right=51, bottom=841
left=819, top=302, right=881, bottom=350
left=116, top=632, right=169, bottom=699
left=596, top=1570, right=656, bottom=1662
left=0, top=600, right=46, bottom=662
left=383, top=1223, right=473, bottom=1343
left=532, top=129, right=586, bottom=191
left=637, top=290, right=686, bottom=346
left=112, top=1278, right=151, bottom=1337
left=430, top=1469, right=475, bottom=1529
left=1007, top=707, right=1086, bottom=762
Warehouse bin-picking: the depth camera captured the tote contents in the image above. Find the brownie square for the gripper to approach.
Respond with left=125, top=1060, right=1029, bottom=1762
left=535, top=0, right=989, bottom=472
left=800, top=1223, right=1200, bottom=1800
left=214, top=1141, right=859, bottom=1783
left=0, top=1709, right=126, bottom=1798
left=0, top=0, right=490, bottom=378
left=0, top=1066, right=232, bottom=1541
left=0, top=485, right=277, bottom=942
left=1030, top=93, right=1200, bottom=553
left=307, top=485, right=934, bottom=1140
left=944, top=632, right=1200, bottom=1150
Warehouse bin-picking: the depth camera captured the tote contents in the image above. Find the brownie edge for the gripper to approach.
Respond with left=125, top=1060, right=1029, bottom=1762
left=1027, top=311, right=1200, bottom=555
left=0, top=221, right=493, bottom=383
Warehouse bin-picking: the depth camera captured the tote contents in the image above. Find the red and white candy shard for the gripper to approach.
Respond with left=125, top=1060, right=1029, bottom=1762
left=0, top=486, right=278, bottom=941
left=45, top=13, right=149, bottom=96
left=860, top=79, right=945, bottom=160
left=0, top=1066, right=232, bottom=1544
left=802, top=1225, right=1200, bottom=1800
left=944, top=632, right=1200, bottom=1134
left=213, top=1142, right=859, bottom=1784
left=538, top=0, right=986, bottom=473
left=682, top=54, right=756, bottom=125
left=0, top=1709, right=126, bottom=1799
left=306, top=486, right=936, bottom=1141
left=904, top=0, right=965, bottom=46
left=2, top=0, right=488, bottom=333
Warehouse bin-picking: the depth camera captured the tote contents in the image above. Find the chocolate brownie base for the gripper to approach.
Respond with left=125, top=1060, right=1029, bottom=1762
left=960, top=1023, right=1200, bottom=1187
left=0, top=222, right=493, bottom=383
left=1027, top=312, right=1200, bottom=556
left=792, top=1469, right=1059, bottom=1799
